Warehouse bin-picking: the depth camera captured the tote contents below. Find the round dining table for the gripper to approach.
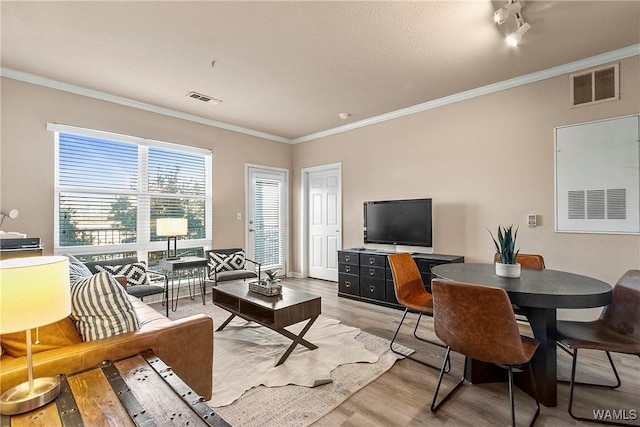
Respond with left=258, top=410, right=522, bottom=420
left=431, top=262, right=612, bottom=407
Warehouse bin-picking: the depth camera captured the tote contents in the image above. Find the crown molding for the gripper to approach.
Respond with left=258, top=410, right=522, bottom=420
left=292, top=44, right=640, bottom=143
left=2, top=44, right=638, bottom=145
left=0, top=67, right=292, bottom=144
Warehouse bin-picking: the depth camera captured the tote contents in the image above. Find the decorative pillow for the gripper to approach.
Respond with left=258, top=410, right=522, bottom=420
left=1, top=317, right=82, bottom=358
left=70, top=271, right=140, bottom=342
left=95, top=262, right=150, bottom=286
left=208, top=250, right=246, bottom=274
left=64, top=253, right=93, bottom=286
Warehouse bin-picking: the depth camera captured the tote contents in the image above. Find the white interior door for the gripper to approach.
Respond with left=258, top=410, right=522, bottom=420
left=246, top=165, right=288, bottom=274
left=307, top=166, right=341, bottom=281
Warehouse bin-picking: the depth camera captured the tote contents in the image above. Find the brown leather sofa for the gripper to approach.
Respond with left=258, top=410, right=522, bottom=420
left=0, top=294, right=214, bottom=400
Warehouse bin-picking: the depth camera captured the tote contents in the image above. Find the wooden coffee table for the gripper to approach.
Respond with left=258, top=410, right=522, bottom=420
left=212, top=283, right=322, bottom=366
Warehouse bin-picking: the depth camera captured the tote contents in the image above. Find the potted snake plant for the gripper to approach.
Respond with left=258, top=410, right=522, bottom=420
left=489, top=225, right=521, bottom=278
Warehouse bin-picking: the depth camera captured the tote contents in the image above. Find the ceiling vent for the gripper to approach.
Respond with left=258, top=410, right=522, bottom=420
left=570, top=63, right=619, bottom=107
left=186, top=91, right=222, bottom=105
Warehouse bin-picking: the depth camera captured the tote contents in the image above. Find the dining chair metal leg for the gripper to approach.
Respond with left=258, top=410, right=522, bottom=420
left=509, top=366, right=516, bottom=427
left=558, top=343, right=622, bottom=389
left=507, top=365, right=540, bottom=427
left=431, top=351, right=540, bottom=426
left=413, top=312, right=445, bottom=347
left=566, top=349, right=632, bottom=426
left=390, top=308, right=449, bottom=371
left=526, top=362, right=541, bottom=427
left=430, top=348, right=466, bottom=412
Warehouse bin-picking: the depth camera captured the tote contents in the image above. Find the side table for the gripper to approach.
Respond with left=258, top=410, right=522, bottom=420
left=2, top=350, right=229, bottom=426
left=160, top=256, right=209, bottom=311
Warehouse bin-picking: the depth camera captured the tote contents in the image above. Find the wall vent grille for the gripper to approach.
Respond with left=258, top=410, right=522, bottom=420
left=570, top=63, right=619, bottom=107
left=186, top=91, right=222, bottom=104
left=567, top=188, right=627, bottom=221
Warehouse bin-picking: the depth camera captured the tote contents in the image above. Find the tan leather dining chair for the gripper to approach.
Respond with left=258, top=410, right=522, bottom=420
left=387, top=253, right=448, bottom=370
left=430, top=279, right=540, bottom=427
left=493, top=253, right=546, bottom=270
left=494, top=253, right=545, bottom=319
left=556, top=269, right=640, bottom=425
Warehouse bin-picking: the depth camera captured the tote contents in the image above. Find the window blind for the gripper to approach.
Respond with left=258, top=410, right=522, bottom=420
left=254, top=176, right=284, bottom=268
left=51, top=124, right=212, bottom=261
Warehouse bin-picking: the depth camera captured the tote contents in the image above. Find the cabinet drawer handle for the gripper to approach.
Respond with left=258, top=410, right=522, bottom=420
left=345, top=255, right=351, bottom=262
left=369, top=286, right=375, bottom=293
left=369, top=258, right=375, bottom=265
left=345, top=266, right=351, bottom=273
left=369, top=269, right=376, bottom=276
left=345, top=281, right=351, bottom=288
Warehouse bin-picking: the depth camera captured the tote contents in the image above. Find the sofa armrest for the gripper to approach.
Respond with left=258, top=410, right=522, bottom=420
left=0, top=314, right=214, bottom=400
left=113, top=275, right=128, bottom=289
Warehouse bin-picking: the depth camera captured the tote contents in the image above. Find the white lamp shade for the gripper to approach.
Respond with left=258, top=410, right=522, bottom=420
left=156, top=218, right=188, bottom=237
left=0, top=256, right=71, bottom=334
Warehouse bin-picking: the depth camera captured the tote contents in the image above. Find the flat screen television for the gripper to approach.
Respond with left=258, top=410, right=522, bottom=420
left=364, top=198, right=432, bottom=247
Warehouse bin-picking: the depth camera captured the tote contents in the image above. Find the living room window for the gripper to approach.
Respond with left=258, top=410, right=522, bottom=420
left=50, top=124, right=212, bottom=265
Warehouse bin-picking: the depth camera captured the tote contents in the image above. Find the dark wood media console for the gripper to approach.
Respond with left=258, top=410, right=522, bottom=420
left=338, top=248, right=464, bottom=309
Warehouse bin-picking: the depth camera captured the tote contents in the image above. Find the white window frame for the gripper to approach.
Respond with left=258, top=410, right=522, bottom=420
left=49, top=123, right=212, bottom=261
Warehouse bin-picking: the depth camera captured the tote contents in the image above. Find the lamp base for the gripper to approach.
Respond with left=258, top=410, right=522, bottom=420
left=0, top=376, right=61, bottom=415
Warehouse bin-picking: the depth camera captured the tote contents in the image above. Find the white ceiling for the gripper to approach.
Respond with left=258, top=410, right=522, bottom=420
left=1, top=1, right=639, bottom=142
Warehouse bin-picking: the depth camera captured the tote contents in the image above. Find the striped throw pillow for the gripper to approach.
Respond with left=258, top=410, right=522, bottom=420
left=70, top=271, right=140, bottom=342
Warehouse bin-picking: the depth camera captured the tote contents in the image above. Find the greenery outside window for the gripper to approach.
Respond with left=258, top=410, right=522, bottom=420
left=50, top=124, right=212, bottom=263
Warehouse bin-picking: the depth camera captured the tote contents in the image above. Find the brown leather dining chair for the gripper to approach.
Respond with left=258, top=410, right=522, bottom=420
left=556, top=269, right=640, bottom=425
left=494, top=253, right=546, bottom=318
left=430, top=279, right=540, bottom=427
left=493, top=253, right=546, bottom=270
left=387, top=253, right=448, bottom=370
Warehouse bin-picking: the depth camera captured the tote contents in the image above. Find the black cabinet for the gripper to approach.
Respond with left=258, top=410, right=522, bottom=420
left=337, top=248, right=464, bottom=309
left=359, top=253, right=386, bottom=302
left=338, top=251, right=360, bottom=296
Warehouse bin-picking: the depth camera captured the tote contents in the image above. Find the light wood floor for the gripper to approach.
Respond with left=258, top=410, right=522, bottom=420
left=277, top=277, right=640, bottom=427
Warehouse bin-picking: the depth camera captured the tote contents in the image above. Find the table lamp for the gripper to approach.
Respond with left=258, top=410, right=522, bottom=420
left=157, top=218, right=188, bottom=260
left=0, top=208, right=19, bottom=230
left=0, top=256, right=71, bottom=415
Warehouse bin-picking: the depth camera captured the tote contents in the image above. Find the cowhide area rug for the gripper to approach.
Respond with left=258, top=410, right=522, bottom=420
left=152, top=293, right=411, bottom=426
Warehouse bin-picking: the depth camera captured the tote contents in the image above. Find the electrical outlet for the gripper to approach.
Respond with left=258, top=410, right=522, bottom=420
left=237, top=212, right=242, bottom=220
left=527, top=214, right=537, bottom=227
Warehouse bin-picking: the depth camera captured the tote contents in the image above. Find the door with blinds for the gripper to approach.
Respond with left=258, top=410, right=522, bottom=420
left=246, top=166, right=288, bottom=274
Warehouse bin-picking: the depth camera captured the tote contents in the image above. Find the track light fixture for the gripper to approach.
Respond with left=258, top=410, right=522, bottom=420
left=494, top=1, right=521, bottom=25
left=506, top=22, right=531, bottom=47
left=494, top=0, right=531, bottom=47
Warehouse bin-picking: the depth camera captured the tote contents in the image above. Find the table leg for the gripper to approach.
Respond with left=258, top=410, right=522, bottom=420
left=199, top=267, right=206, bottom=305
left=170, top=275, right=181, bottom=312
left=274, top=315, right=319, bottom=367
left=216, top=313, right=236, bottom=332
left=519, top=306, right=558, bottom=407
left=188, top=271, right=196, bottom=300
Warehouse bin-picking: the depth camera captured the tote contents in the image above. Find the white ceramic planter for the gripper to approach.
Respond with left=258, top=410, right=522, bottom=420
left=495, top=262, right=521, bottom=278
